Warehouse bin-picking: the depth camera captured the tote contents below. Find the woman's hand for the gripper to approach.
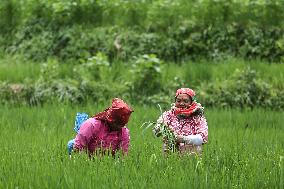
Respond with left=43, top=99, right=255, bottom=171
left=176, top=135, right=184, bottom=143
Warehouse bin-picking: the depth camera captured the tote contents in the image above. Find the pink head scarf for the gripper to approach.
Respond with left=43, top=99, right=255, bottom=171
left=175, top=88, right=195, bottom=99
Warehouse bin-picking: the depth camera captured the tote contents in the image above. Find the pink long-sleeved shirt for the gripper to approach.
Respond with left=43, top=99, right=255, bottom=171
left=159, top=110, right=208, bottom=141
left=74, top=118, right=130, bottom=156
left=154, top=109, right=208, bottom=154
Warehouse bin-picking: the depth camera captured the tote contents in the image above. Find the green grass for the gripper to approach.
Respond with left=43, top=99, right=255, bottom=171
left=1, top=57, right=283, bottom=89
left=181, top=58, right=284, bottom=87
left=0, top=104, right=283, bottom=188
left=0, top=56, right=40, bottom=82
left=0, top=57, right=74, bottom=82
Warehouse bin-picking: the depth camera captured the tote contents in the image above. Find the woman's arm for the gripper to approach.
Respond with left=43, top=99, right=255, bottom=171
left=73, top=118, right=100, bottom=151
left=120, top=128, right=130, bottom=155
left=195, top=114, right=208, bottom=143
left=182, top=134, right=203, bottom=145
left=177, top=114, right=208, bottom=145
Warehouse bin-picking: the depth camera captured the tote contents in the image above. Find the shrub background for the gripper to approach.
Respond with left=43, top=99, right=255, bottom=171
left=1, top=0, right=284, bottom=62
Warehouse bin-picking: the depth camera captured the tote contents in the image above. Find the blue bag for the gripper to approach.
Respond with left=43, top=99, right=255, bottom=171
left=74, top=112, right=89, bottom=133
left=67, top=139, right=75, bottom=155
left=67, top=112, right=89, bottom=155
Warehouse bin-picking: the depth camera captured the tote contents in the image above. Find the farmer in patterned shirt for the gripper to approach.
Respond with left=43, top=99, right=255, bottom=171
left=68, top=98, right=134, bottom=158
left=153, top=88, right=208, bottom=155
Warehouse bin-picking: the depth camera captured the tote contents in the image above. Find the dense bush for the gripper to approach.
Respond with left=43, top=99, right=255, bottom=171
left=6, top=24, right=284, bottom=62
left=0, top=54, right=283, bottom=109
left=131, top=54, right=163, bottom=96
left=197, top=67, right=284, bottom=110
left=1, top=0, right=284, bottom=62
left=0, top=81, right=35, bottom=105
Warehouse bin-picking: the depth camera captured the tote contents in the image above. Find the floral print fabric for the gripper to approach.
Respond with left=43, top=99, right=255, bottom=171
left=155, top=108, right=208, bottom=154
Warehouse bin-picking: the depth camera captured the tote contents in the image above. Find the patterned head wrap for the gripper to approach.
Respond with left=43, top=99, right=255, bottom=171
left=175, top=88, right=195, bottom=100
left=93, top=98, right=134, bottom=126
left=174, top=88, right=204, bottom=118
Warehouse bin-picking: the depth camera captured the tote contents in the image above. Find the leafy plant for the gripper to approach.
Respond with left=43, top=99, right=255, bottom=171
left=197, top=67, right=284, bottom=110
left=73, top=52, right=110, bottom=81
left=131, top=54, right=163, bottom=99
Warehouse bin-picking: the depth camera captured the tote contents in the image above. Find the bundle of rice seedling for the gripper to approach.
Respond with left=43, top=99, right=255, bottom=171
left=141, top=104, right=177, bottom=152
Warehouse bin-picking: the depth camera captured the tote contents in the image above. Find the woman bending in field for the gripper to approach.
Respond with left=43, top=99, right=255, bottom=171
left=153, top=88, right=208, bottom=155
left=68, top=98, right=134, bottom=158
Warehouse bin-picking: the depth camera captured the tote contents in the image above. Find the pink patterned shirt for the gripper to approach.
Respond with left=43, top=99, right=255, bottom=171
left=74, top=118, right=130, bottom=156
left=156, top=108, right=208, bottom=153
left=160, top=109, right=208, bottom=142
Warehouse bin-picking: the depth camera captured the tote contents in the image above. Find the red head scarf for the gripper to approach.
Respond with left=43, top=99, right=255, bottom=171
left=174, top=88, right=203, bottom=117
left=93, top=98, right=134, bottom=126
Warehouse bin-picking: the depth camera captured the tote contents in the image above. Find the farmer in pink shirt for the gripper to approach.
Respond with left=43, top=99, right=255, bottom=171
left=153, top=88, right=208, bottom=155
left=70, top=98, right=134, bottom=157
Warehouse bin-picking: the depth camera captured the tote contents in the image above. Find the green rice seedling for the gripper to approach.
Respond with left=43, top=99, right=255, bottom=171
left=141, top=104, right=177, bottom=152
left=0, top=98, right=283, bottom=188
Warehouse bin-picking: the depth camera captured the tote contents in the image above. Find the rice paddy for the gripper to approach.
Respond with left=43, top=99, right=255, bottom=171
left=0, top=104, right=283, bottom=188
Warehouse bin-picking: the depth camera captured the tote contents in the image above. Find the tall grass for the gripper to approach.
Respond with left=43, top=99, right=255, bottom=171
left=165, top=59, right=284, bottom=89
left=1, top=57, right=283, bottom=89
left=0, top=57, right=40, bottom=82
left=0, top=57, right=72, bottom=82
left=0, top=104, right=283, bottom=188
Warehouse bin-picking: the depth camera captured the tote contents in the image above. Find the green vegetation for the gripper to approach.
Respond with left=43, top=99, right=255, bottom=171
left=0, top=105, right=283, bottom=188
left=0, top=1, right=283, bottom=188
left=1, top=0, right=283, bottom=109
left=0, top=55, right=283, bottom=109
left=1, top=56, right=284, bottom=86
left=1, top=0, right=284, bottom=62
